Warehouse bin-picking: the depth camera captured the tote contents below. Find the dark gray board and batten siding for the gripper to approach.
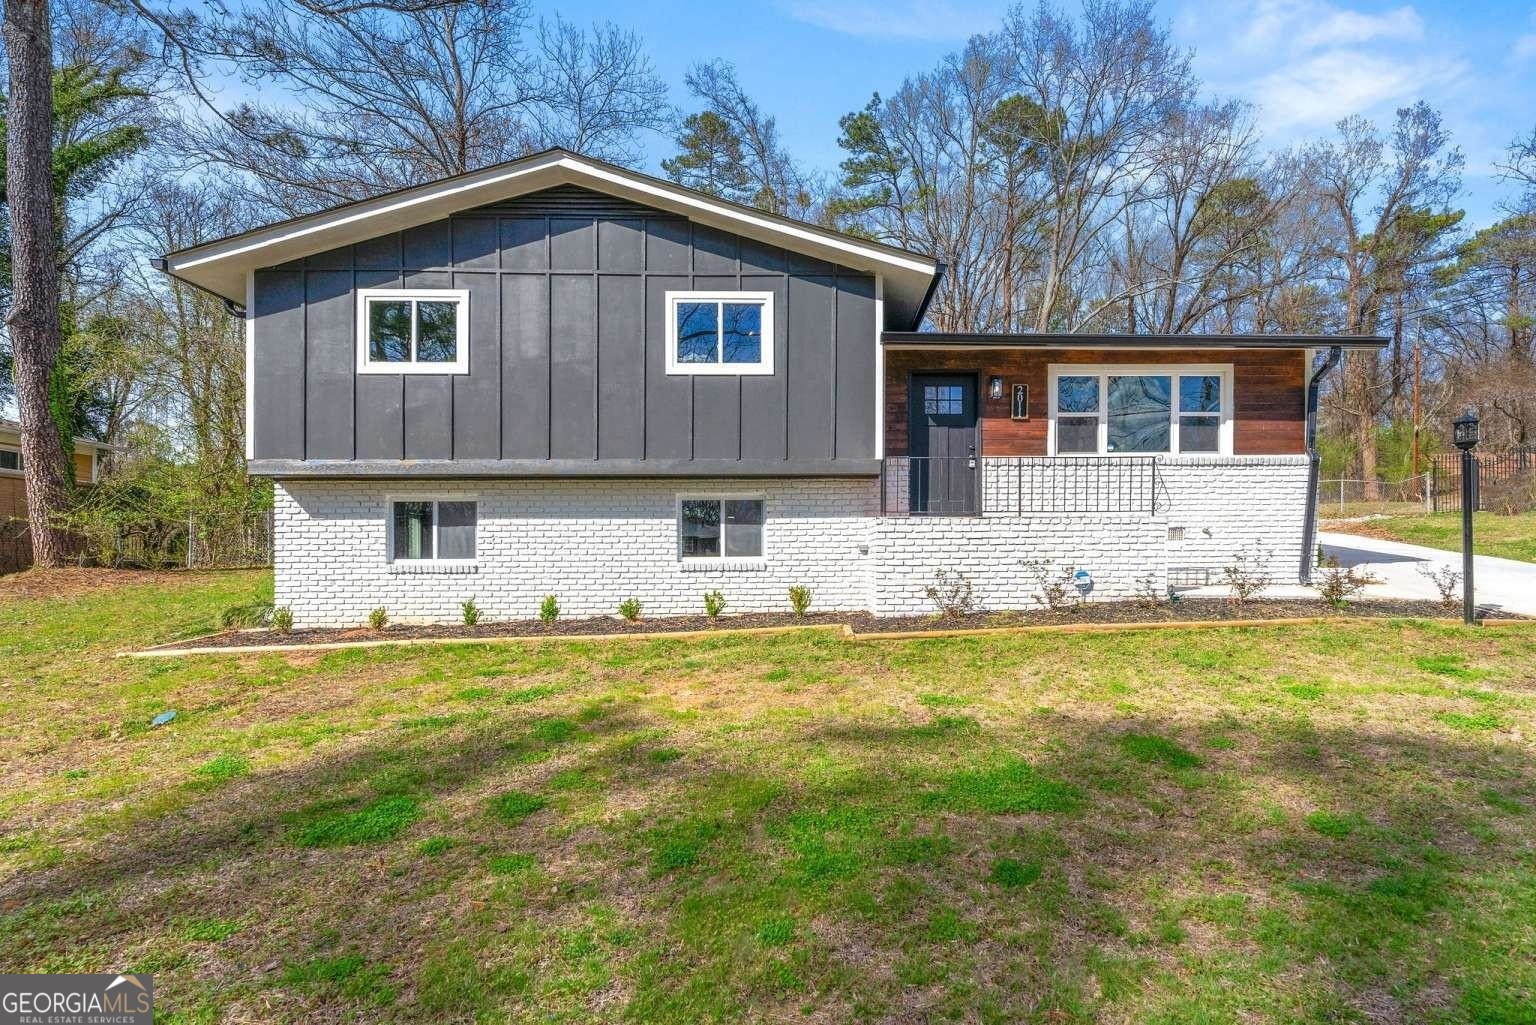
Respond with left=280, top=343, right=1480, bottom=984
left=250, top=186, right=880, bottom=477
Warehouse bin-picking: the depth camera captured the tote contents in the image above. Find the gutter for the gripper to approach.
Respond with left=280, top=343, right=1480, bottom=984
left=1300, top=345, right=1344, bottom=583
left=149, top=257, right=247, bottom=318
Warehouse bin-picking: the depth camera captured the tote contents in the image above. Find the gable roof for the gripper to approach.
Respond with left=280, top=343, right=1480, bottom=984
left=157, top=148, right=944, bottom=330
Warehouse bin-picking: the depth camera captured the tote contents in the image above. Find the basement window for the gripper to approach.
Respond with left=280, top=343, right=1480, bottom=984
left=678, top=497, right=765, bottom=559
left=389, top=498, right=477, bottom=562
left=357, top=289, right=469, bottom=374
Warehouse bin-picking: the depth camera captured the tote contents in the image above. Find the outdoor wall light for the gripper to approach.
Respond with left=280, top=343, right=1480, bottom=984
left=1453, top=408, right=1480, bottom=451
left=988, top=376, right=1004, bottom=401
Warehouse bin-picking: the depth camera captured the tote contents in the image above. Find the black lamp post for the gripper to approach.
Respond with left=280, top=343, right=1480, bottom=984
left=1452, top=408, right=1480, bottom=625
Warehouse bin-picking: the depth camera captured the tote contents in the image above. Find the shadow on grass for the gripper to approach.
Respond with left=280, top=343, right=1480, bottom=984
left=3, top=691, right=1533, bottom=1024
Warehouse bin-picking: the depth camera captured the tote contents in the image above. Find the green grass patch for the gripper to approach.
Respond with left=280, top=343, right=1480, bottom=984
left=282, top=954, right=396, bottom=1005
left=189, top=754, right=249, bottom=789
left=418, top=835, right=455, bottom=857
left=1438, top=711, right=1504, bottom=732
left=179, top=917, right=242, bottom=943
left=1118, top=733, right=1202, bottom=769
left=293, top=795, right=421, bottom=848
left=928, top=758, right=1083, bottom=815
left=489, top=790, right=547, bottom=824
left=1305, top=810, right=1355, bottom=838
left=990, top=857, right=1043, bottom=888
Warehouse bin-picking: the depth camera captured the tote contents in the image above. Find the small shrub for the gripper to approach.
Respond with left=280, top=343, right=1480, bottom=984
left=1313, top=558, right=1379, bottom=610
left=368, top=606, right=389, bottom=630
left=1416, top=563, right=1463, bottom=609
left=270, top=606, right=294, bottom=633
left=788, top=585, right=812, bottom=616
left=1133, top=573, right=1163, bottom=609
left=924, top=568, right=977, bottom=619
left=618, top=597, right=642, bottom=622
left=703, top=590, right=727, bottom=618
left=221, top=601, right=273, bottom=629
left=1316, top=543, right=1327, bottom=568
left=539, top=595, right=560, bottom=625
left=1022, top=559, right=1076, bottom=612
left=460, top=598, right=480, bottom=626
left=1222, top=543, right=1272, bottom=607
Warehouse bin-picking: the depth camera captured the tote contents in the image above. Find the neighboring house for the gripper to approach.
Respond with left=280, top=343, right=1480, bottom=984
left=0, top=419, right=114, bottom=574
left=156, top=149, right=1386, bottom=626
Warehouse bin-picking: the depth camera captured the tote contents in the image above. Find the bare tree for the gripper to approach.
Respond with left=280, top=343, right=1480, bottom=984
left=1311, top=103, right=1463, bottom=489
left=664, top=60, right=814, bottom=219
left=178, top=0, right=668, bottom=215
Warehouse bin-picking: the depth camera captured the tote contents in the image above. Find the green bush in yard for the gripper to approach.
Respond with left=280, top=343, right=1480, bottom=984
left=460, top=598, right=480, bottom=626
left=618, top=597, right=642, bottom=622
left=270, top=606, right=294, bottom=633
left=789, top=586, right=812, bottom=616
left=368, top=606, right=389, bottom=630
left=539, top=595, right=560, bottom=624
left=703, top=590, right=726, bottom=618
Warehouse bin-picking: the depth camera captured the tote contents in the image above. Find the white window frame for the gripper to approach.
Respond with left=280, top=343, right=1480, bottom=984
left=385, top=494, right=479, bottom=564
left=0, top=445, right=21, bottom=476
left=356, top=288, right=470, bottom=375
left=1047, top=363, right=1234, bottom=457
left=664, top=291, right=775, bottom=376
left=676, top=493, right=767, bottom=563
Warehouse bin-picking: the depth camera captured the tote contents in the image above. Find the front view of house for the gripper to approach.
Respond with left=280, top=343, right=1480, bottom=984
left=157, top=149, right=1386, bottom=626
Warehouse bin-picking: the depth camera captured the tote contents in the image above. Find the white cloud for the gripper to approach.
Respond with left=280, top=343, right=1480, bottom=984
left=1234, top=0, right=1423, bottom=55
left=1252, top=49, right=1467, bottom=130
left=780, top=0, right=1002, bottom=41
left=1515, top=33, right=1536, bottom=60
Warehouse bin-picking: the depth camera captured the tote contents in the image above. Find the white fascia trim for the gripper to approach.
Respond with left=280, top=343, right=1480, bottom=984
left=245, top=270, right=255, bottom=460
left=168, top=153, right=937, bottom=278
left=356, top=288, right=471, bottom=375
left=874, top=276, right=886, bottom=460
left=664, top=291, right=775, bottom=376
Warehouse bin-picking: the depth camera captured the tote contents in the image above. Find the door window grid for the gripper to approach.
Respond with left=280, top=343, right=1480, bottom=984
left=923, top=385, right=964, bottom=415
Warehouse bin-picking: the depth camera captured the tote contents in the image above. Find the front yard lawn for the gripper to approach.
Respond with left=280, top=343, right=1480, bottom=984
left=3, top=570, right=1536, bottom=1022
left=1326, top=510, right=1536, bottom=563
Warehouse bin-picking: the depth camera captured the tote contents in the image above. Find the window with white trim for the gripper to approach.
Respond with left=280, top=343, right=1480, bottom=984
left=665, top=292, right=774, bottom=375
left=678, top=497, right=764, bottom=559
left=1049, top=365, right=1232, bottom=455
left=389, top=498, right=477, bottom=562
left=357, top=288, right=469, bottom=374
left=0, top=447, right=21, bottom=473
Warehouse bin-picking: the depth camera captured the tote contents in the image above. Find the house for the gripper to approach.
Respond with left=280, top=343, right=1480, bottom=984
left=155, top=149, right=1387, bottom=626
left=0, top=419, right=114, bottom=574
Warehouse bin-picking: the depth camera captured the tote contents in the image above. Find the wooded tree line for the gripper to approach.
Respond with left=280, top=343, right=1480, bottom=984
left=3, top=0, right=1532, bottom=563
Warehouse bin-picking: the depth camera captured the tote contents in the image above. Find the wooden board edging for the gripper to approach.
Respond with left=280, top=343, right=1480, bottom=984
left=119, top=614, right=1532, bottom=659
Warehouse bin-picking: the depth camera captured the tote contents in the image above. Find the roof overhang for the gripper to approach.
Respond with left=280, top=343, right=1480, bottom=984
left=881, top=332, right=1388, bottom=351
left=159, top=148, right=943, bottom=330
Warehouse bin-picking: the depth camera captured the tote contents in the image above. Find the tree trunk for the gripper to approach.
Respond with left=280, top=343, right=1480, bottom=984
left=3, top=0, right=71, bottom=567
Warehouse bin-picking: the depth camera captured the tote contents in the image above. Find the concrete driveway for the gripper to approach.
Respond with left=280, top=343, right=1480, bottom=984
left=1318, top=530, right=1536, bottom=617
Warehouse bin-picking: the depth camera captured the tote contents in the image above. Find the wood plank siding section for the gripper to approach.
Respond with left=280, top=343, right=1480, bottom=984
left=883, top=348, right=1307, bottom=456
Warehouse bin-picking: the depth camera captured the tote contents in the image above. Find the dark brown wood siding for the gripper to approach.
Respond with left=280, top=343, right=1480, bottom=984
left=884, top=348, right=1307, bottom=456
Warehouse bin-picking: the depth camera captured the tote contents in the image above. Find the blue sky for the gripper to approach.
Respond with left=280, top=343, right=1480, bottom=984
left=550, top=0, right=1536, bottom=225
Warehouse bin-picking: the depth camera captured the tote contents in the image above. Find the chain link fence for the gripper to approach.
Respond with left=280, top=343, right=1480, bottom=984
left=1315, top=475, right=1431, bottom=519
left=0, top=509, right=272, bottom=574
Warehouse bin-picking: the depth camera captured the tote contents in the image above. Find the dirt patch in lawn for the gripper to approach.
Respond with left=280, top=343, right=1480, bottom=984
left=155, top=597, right=1491, bottom=650
left=0, top=568, right=193, bottom=601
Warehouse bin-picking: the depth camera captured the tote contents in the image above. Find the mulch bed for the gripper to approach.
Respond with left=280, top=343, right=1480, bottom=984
left=156, top=597, right=1497, bottom=651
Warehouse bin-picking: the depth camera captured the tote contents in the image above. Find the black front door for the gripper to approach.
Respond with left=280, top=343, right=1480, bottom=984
left=908, top=374, right=979, bottom=514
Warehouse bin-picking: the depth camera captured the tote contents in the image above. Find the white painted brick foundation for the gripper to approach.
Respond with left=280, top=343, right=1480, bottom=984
left=272, top=457, right=1316, bottom=626
left=273, top=478, right=880, bottom=627
left=868, top=514, right=1167, bottom=616
left=1157, top=456, right=1313, bottom=585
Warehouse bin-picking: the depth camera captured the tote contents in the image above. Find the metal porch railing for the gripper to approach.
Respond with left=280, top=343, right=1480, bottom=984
left=880, top=456, right=1163, bottom=516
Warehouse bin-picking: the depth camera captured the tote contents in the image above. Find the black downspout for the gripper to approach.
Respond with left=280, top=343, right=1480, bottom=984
left=1300, top=345, right=1344, bottom=583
